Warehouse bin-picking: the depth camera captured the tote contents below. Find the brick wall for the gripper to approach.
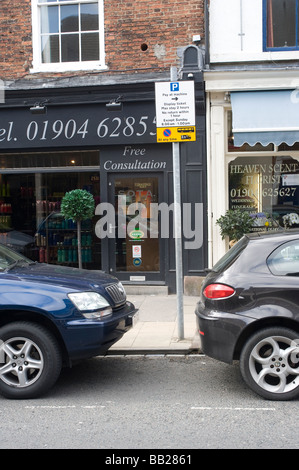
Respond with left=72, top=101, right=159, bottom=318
left=104, top=0, right=205, bottom=73
left=0, top=0, right=32, bottom=78
left=0, top=0, right=205, bottom=80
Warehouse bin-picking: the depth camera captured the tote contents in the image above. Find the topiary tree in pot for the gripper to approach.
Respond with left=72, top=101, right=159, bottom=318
left=61, top=189, right=95, bottom=269
left=216, top=208, right=254, bottom=246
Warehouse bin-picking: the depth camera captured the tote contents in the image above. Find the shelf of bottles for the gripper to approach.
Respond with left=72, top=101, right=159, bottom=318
left=36, top=218, right=93, bottom=265
left=0, top=182, right=12, bottom=229
left=35, top=196, right=93, bottom=266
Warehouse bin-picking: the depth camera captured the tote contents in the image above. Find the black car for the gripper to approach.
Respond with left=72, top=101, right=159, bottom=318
left=195, top=229, right=299, bottom=401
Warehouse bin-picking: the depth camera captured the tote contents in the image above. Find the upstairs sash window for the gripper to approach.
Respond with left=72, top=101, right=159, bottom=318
left=32, top=0, right=105, bottom=72
left=265, top=0, right=298, bottom=50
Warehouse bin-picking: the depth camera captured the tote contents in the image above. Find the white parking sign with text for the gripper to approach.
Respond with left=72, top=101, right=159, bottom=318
left=155, top=81, right=196, bottom=128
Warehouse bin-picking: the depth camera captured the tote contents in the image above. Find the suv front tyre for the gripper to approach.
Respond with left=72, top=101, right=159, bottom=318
left=0, top=321, right=62, bottom=399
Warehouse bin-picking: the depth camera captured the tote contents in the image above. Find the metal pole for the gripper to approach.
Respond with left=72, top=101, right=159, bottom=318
left=170, top=66, right=184, bottom=340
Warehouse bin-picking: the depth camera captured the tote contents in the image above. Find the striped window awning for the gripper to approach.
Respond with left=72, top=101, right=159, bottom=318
left=231, top=90, right=299, bottom=147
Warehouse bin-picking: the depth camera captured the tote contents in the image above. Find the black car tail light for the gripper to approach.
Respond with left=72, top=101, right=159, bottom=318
left=203, top=283, right=235, bottom=300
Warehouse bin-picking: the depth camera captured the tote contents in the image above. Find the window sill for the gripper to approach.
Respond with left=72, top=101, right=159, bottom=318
left=30, top=62, right=108, bottom=74
left=210, top=50, right=299, bottom=63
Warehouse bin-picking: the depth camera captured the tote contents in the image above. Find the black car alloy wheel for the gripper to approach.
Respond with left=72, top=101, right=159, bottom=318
left=240, top=327, right=299, bottom=401
left=0, top=321, right=62, bottom=399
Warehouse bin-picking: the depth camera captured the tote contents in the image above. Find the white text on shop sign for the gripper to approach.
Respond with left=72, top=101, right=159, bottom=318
left=0, top=104, right=158, bottom=149
left=0, top=117, right=156, bottom=143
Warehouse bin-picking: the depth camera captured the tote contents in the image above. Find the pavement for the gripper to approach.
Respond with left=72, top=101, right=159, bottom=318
left=109, top=294, right=201, bottom=355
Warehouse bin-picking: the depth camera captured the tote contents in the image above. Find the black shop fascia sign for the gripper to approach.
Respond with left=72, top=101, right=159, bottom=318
left=0, top=100, right=157, bottom=150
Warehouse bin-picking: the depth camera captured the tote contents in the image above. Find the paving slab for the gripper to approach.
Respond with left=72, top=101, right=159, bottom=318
left=109, top=294, right=201, bottom=355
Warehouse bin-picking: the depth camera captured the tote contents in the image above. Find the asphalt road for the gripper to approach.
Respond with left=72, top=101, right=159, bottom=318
left=0, top=355, right=298, bottom=450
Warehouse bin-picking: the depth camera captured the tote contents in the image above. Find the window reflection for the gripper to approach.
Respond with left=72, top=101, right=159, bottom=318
left=268, top=240, right=299, bottom=276
left=40, top=0, right=100, bottom=64
left=229, top=156, right=299, bottom=230
left=81, top=3, right=99, bottom=30
left=0, top=150, right=99, bottom=169
left=266, top=0, right=296, bottom=49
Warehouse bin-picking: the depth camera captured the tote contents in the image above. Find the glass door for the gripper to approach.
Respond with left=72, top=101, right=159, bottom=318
left=108, top=174, right=164, bottom=281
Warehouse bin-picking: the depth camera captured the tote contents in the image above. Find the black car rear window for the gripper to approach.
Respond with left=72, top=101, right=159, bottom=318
left=212, top=236, right=249, bottom=273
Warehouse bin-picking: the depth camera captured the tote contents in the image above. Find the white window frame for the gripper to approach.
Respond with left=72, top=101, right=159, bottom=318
left=30, top=0, right=107, bottom=73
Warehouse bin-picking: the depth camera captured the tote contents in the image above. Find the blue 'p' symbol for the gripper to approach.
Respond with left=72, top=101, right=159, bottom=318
left=170, top=82, right=179, bottom=92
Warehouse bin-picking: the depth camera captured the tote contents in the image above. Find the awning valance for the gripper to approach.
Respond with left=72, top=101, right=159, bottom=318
left=231, top=90, right=299, bottom=147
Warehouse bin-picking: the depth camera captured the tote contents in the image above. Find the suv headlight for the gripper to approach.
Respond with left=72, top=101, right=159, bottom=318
left=68, top=292, right=112, bottom=319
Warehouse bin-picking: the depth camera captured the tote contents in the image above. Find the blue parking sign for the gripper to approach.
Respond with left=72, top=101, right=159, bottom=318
left=170, top=82, right=179, bottom=92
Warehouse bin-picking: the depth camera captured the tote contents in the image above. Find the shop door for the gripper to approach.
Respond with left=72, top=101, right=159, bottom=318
left=108, top=174, right=165, bottom=282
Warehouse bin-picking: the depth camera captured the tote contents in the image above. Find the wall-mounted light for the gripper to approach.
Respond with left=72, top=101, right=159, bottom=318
left=192, top=34, right=201, bottom=43
left=30, top=101, right=48, bottom=114
left=106, top=96, right=123, bottom=111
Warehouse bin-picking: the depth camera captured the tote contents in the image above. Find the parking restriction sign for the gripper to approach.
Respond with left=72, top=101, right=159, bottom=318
left=155, top=81, right=196, bottom=142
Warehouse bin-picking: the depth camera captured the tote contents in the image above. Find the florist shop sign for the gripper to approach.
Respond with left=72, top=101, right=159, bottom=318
left=229, top=157, right=299, bottom=212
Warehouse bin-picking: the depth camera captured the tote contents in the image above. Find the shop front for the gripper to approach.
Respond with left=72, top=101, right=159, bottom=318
left=205, top=75, right=299, bottom=265
left=0, top=81, right=207, bottom=293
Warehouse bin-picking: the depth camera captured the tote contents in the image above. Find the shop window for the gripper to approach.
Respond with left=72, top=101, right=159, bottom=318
left=31, top=0, right=105, bottom=73
left=0, top=150, right=99, bottom=169
left=33, top=172, right=100, bottom=267
left=0, top=150, right=101, bottom=270
left=278, top=142, right=299, bottom=151
left=229, top=156, right=299, bottom=230
left=264, top=0, right=299, bottom=51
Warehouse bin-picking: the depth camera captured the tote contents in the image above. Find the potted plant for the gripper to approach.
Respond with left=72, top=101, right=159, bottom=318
left=216, top=208, right=254, bottom=246
left=61, top=189, right=95, bottom=269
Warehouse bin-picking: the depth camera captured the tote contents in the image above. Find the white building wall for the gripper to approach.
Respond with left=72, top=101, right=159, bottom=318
left=209, top=94, right=229, bottom=263
left=206, top=0, right=299, bottom=266
left=209, top=0, right=299, bottom=63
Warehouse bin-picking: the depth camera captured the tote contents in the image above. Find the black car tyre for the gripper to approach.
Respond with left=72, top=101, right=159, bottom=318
left=240, top=327, right=299, bottom=401
left=0, top=321, right=62, bottom=399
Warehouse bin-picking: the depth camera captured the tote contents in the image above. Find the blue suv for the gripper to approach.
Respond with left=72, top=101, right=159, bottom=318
left=0, top=244, right=136, bottom=399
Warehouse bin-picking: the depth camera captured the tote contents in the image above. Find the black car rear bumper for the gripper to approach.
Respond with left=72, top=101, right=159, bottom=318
left=195, top=301, right=255, bottom=364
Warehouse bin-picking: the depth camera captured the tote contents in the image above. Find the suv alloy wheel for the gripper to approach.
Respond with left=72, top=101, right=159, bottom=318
left=0, top=322, right=62, bottom=399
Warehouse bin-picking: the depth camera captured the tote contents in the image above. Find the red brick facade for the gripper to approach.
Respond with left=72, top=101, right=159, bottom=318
left=0, top=0, right=32, bottom=78
left=0, top=0, right=205, bottom=80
